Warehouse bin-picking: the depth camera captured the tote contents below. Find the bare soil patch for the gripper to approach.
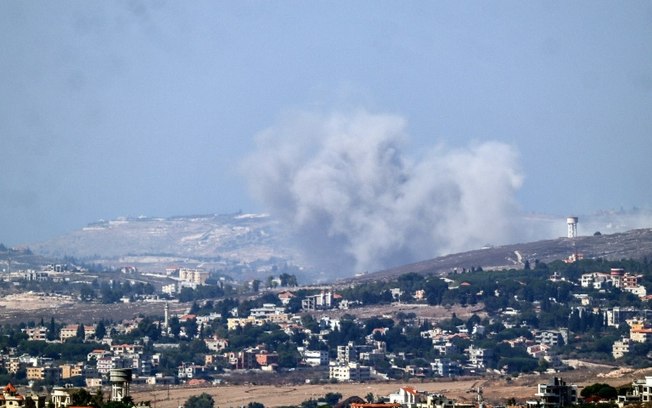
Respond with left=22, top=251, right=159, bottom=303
left=0, top=293, right=188, bottom=324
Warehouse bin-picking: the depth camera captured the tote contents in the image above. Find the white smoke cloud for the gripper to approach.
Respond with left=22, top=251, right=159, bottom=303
left=243, top=110, right=524, bottom=277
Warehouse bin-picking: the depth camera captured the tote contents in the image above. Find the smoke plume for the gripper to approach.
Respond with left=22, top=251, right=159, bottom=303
left=243, top=111, right=524, bottom=277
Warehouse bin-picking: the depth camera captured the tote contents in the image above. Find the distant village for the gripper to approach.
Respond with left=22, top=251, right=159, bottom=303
left=0, top=218, right=651, bottom=408
left=3, top=261, right=652, bottom=384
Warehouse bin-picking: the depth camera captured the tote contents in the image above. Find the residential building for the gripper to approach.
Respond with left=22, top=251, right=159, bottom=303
left=85, top=378, right=103, bottom=388
left=610, top=268, right=625, bottom=288
left=432, top=341, right=458, bottom=356
left=389, top=387, right=420, bottom=408
left=0, top=383, right=26, bottom=408
left=177, top=362, right=205, bottom=379
left=255, top=351, right=278, bottom=368
left=603, top=307, right=652, bottom=328
left=630, top=321, right=652, bottom=343
left=26, top=366, right=60, bottom=382
left=178, top=268, right=208, bottom=285
left=277, top=291, right=295, bottom=305
left=301, top=349, right=329, bottom=367
left=250, top=303, right=285, bottom=318
left=430, top=359, right=460, bottom=377
left=111, top=344, right=144, bottom=355
left=527, top=344, right=551, bottom=359
left=531, top=377, right=578, bottom=408
left=226, top=350, right=259, bottom=370
left=328, top=362, right=371, bottom=382
left=24, top=327, right=48, bottom=342
left=302, top=291, right=333, bottom=310
left=96, top=356, right=129, bottom=375
left=60, top=324, right=96, bottom=341
left=88, top=349, right=111, bottom=362
left=579, top=272, right=610, bottom=289
left=414, top=290, right=426, bottom=301
left=534, top=330, right=567, bottom=346
left=612, top=337, right=632, bottom=359
left=620, top=376, right=652, bottom=404
left=195, top=313, right=221, bottom=326
left=161, top=283, right=176, bottom=295
left=624, top=285, right=647, bottom=297
left=389, top=288, right=403, bottom=301
left=60, top=363, right=85, bottom=379
left=337, top=342, right=373, bottom=363
left=418, top=394, right=456, bottom=408
left=6, top=359, right=20, bottom=374
left=467, top=346, right=492, bottom=369
left=227, top=316, right=263, bottom=330
left=205, top=337, right=229, bottom=352
left=23, top=271, right=50, bottom=281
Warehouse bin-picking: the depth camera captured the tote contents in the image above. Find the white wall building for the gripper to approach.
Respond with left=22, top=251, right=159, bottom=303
left=328, top=362, right=371, bottom=382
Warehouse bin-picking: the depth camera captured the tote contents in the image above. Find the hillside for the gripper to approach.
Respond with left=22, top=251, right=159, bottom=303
left=29, top=213, right=302, bottom=278
left=0, top=245, right=57, bottom=272
left=26, top=210, right=652, bottom=282
left=349, top=228, right=652, bottom=283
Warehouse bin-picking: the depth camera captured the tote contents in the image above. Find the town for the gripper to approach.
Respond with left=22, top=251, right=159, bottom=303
left=0, top=238, right=651, bottom=408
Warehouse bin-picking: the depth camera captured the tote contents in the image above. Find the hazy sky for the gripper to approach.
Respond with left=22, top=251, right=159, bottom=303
left=1, top=1, right=651, bottom=246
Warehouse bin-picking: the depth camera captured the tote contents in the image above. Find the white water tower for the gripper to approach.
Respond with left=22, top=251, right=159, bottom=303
left=110, top=368, right=132, bottom=402
left=567, top=216, right=578, bottom=238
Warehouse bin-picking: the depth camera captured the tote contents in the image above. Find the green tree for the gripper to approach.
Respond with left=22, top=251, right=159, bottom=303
left=183, top=393, right=214, bottom=408
left=91, top=388, right=104, bottom=407
left=581, top=383, right=618, bottom=400
left=169, top=316, right=181, bottom=339
left=80, top=284, right=96, bottom=301
left=247, top=403, right=265, bottom=408
left=47, top=317, right=57, bottom=341
left=251, top=280, right=261, bottom=293
left=104, top=401, right=132, bottom=408
left=322, top=393, right=342, bottom=406
left=183, top=317, right=198, bottom=339
left=95, top=321, right=106, bottom=340
left=76, top=324, right=85, bottom=340
left=300, top=399, right=317, bottom=408
left=71, top=389, right=94, bottom=407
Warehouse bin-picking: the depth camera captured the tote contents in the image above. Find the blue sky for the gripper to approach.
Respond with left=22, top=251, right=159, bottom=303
left=1, top=1, right=651, bottom=246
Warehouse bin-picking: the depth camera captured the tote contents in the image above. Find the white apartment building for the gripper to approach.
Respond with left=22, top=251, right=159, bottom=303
left=301, top=349, right=328, bottom=367
left=612, top=337, right=631, bottom=359
left=328, top=362, right=371, bottom=382
left=302, top=291, right=333, bottom=310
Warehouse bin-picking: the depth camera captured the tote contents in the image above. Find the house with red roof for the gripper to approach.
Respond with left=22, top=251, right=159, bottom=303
left=388, top=386, right=421, bottom=408
left=0, top=384, right=25, bottom=408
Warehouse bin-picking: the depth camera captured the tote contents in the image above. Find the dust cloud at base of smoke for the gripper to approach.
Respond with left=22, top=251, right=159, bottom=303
left=242, top=110, right=527, bottom=277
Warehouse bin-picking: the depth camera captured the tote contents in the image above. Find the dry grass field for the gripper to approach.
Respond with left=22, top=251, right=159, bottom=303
left=132, top=366, right=652, bottom=408
left=0, top=292, right=188, bottom=324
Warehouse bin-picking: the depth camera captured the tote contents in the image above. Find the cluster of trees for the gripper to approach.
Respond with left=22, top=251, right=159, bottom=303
left=79, top=280, right=156, bottom=303
left=580, top=383, right=618, bottom=400
left=182, top=392, right=343, bottom=408
left=67, top=388, right=134, bottom=408
left=178, top=285, right=231, bottom=302
left=266, top=273, right=299, bottom=288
